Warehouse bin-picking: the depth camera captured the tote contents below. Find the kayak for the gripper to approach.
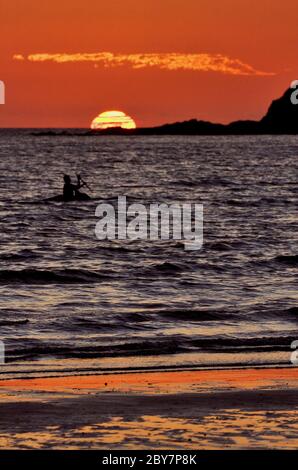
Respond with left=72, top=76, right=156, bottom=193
left=46, top=192, right=91, bottom=202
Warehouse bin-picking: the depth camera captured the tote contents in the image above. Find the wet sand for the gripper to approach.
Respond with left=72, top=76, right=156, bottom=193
left=0, top=368, right=297, bottom=449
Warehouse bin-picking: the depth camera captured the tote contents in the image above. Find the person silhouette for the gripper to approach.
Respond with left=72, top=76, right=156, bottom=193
left=63, top=174, right=84, bottom=201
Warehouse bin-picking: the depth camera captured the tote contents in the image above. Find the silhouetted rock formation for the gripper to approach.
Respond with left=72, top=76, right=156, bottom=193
left=260, top=88, right=298, bottom=133
left=138, top=87, right=297, bottom=135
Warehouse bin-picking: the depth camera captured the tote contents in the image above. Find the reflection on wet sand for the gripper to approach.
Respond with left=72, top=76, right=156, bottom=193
left=1, top=410, right=297, bottom=450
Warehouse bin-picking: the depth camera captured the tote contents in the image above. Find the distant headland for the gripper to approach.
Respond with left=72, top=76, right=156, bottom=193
left=32, top=87, right=298, bottom=136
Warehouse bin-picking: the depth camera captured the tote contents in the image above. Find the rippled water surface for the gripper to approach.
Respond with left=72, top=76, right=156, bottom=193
left=0, top=132, right=297, bottom=377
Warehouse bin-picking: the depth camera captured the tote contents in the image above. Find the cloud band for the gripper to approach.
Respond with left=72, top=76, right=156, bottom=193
left=13, top=52, right=274, bottom=76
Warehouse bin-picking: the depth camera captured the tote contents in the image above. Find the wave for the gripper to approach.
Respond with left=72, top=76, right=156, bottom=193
left=252, top=254, right=298, bottom=269
left=60, top=309, right=226, bottom=331
left=0, top=249, right=39, bottom=261
left=206, top=241, right=233, bottom=251
left=153, top=308, right=229, bottom=321
left=274, top=254, right=298, bottom=266
left=6, top=334, right=296, bottom=362
left=0, top=268, right=108, bottom=284
left=171, top=180, right=196, bottom=187
left=0, top=319, right=29, bottom=326
left=285, top=307, right=298, bottom=316
left=147, top=262, right=185, bottom=274
left=96, top=244, right=144, bottom=254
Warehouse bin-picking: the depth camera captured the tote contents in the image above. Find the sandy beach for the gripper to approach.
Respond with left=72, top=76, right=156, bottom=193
left=0, top=367, right=297, bottom=449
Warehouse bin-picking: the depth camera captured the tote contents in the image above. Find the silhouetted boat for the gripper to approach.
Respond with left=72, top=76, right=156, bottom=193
left=46, top=192, right=91, bottom=202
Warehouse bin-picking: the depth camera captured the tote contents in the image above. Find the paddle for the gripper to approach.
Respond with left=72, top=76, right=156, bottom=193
left=77, top=174, right=92, bottom=192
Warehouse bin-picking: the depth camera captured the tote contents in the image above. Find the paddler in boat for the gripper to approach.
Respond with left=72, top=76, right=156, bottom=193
left=63, top=174, right=90, bottom=201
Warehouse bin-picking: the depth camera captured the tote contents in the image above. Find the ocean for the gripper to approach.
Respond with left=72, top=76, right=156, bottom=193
left=0, top=131, right=297, bottom=379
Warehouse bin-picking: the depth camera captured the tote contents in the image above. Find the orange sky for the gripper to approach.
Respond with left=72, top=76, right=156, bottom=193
left=0, top=0, right=297, bottom=127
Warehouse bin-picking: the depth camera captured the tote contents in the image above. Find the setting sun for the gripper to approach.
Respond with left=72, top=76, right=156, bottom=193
left=91, top=111, right=136, bottom=130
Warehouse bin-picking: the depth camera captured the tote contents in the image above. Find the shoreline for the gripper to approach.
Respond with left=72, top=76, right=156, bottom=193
left=1, top=366, right=298, bottom=396
left=0, top=350, right=293, bottom=382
